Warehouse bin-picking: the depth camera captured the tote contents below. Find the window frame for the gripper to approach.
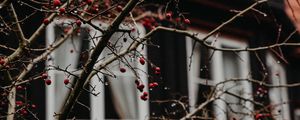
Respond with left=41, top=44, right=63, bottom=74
left=186, top=31, right=253, bottom=120
left=266, top=52, right=291, bottom=120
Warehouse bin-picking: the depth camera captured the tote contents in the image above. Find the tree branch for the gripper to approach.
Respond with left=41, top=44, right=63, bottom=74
left=58, top=0, right=140, bottom=119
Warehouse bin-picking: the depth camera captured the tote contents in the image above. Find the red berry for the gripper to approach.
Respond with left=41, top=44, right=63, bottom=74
left=139, top=57, right=145, bottom=65
left=43, top=18, right=50, bottom=25
left=0, top=59, right=5, bottom=65
left=137, top=84, right=145, bottom=92
left=149, top=82, right=158, bottom=88
left=140, top=95, right=148, bottom=101
left=175, top=17, right=181, bottom=22
left=154, top=67, right=160, bottom=72
left=184, top=18, right=191, bottom=24
left=20, top=109, right=28, bottom=115
left=143, top=92, right=148, bottom=96
left=120, top=67, right=126, bottom=73
left=16, top=101, right=23, bottom=106
left=31, top=104, right=37, bottom=109
left=64, top=79, right=70, bottom=85
left=166, top=12, right=172, bottom=19
left=116, top=5, right=123, bottom=12
left=135, top=80, right=140, bottom=86
left=59, top=7, right=66, bottom=13
left=45, top=79, right=52, bottom=85
left=86, top=0, right=93, bottom=5
left=155, top=71, right=160, bottom=75
left=76, top=20, right=82, bottom=26
left=41, top=73, right=48, bottom=79
left=16, top=86, right=23, bottom=90
left=53, top=0, right=61, bottom=6
left=131, top=28, right=136, bottom=32
left=255, top=113, right=263, bottom=119
left=152, top=82, right=158, bottom=87
left=149, top=83, right=155, bottom=88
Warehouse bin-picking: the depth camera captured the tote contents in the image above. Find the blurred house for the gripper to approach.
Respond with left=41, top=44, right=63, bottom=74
left=4, top=0, right=300, bottom=120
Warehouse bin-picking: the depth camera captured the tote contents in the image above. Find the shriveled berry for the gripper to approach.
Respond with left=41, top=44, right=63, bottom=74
left=135, top=80, right=140, bottom=86
left=120, top=67, right=126, bottom=73
left=123, top=38, right=127, bottom=42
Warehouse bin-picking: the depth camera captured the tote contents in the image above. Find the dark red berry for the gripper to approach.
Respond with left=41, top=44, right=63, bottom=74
left=135, top=80, right=140, bottom=86
left=120, top=67, right=126, bottom=73
left=59, top=7, right=66, bottom=13
left=152, top=82, right=158, bottom=87
left=154, top=71, right=160, bottom=75
left=64, top=79, right=70, bottom=85
left=140, top=95, right=148, bottom=101
left=149, top=83, right=155, bottom=88
left=76, top=20, right=82, bottom=26
left=16, top=86, right=23, bottom=90
left=86, top=0, right=93, bottom=5
left=43, top=18, right=50, bottom=25
left=53, top=0, right=61, bottom=6
left=41, top=73, right=48, bottom=79
left=154, top=67, right=160, bottom=72
left=16, top=101, right=23, bottom=106
left=149, top=82, right=158, bottom=88
left=137, top=84, right=145, bottom=92
left=184, top=18, right=191, bottom=24
left=143, top=92, right=148, bottom=96
left=0, top=59, right=5, bottom=65
left=45, top=79, right=52, bottom=85
left=166, top=12, right=172, bottom=19
left=20, top=109, right=28, bottom=115
left=255, top=113, right=263, bottom=119
left=31, top=104, right=37, bottom=109
left=131, top=28, right=136, bottom=32
left=139, top=57, right=145, bottom=65
left=116, top=5, right=123, bottom=12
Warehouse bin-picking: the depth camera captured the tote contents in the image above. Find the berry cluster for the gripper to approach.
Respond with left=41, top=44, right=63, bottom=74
left=15, top=100, right=37, bottom=117
left=0, top=58, right=5, bottom=65
left=255, top=113, right=272, bottom=120
left=41, top=73, right=52, bottom=85
left=255, top=87, right=268, bottom=99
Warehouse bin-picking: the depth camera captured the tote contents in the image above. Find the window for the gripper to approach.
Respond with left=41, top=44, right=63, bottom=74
left=45, top=18, right=149, bottom=119
left=266, top=52, right=291, bottom=120
left=186, top=32, right=253, bottom=120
